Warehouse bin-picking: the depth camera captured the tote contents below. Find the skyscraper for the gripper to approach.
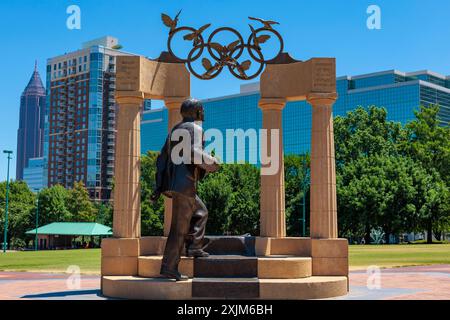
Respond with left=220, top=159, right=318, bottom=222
left=44, top=36, right=136, bottom=201
left=16, top=62, right=46, bottom=181
left=23, top=157, right=44, bottom=191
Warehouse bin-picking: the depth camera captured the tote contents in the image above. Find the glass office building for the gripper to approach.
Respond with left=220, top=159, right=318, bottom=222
left=23, top=157, right=45, bottom=191
left=141, top=70, right=450, bottom=159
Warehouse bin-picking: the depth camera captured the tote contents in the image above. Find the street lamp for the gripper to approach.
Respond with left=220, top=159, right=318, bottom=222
left=33, top=188, right=40, bottom=251
left=3, top=150, right=13, bottom=253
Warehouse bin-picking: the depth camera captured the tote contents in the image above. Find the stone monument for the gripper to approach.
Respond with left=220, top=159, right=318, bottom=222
left=101, top=12, right=349, bottom=299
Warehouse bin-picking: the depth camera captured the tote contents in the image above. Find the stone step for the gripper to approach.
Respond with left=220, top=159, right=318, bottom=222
left=138, top=255, right=312, bottom=279
left=102, top=275, right=348, bottom=300
left=102, top=276, right=192, bottom=300
left=194, top=255, right=257, bottom=278
left=192, top=277, right=260, bottom=299
left=204, top=236, right=255, bottom=256
left=138, top=256, right=194, bottom=278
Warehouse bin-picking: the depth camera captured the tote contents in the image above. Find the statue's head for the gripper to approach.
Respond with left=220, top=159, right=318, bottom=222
left=180, top=98, right=204, bottom=122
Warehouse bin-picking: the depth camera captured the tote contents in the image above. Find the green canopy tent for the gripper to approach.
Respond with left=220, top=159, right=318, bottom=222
left=26, top=222, right=112, bottom=250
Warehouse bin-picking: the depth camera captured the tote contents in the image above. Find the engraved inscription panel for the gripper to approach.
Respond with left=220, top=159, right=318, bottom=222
left=116, top=56, right=141, bottom=91
left=312, top=59, right=336, bottom=93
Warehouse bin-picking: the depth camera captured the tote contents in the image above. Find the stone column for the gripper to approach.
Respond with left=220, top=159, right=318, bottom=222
left=258, top=98, right=287, bottom=238
left=113, top=94, right=144, bottom=238
left=307, top=93, right=338, bottom=239
left=163, top=97, right=186, bottom=236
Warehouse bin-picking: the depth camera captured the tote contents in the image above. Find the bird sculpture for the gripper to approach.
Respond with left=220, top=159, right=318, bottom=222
left=234, top=60, right=252, bottom=79
left=183, top=24, right=211, bottom=46
left=209, top=40, right=240, bottom=56
left=201, top=58, right=222, bottom=78
left=249, top=24, right=271, bottom=50
left=248, top=16, right=280, bottom=29
left=161, top=10, right=182, bottom=33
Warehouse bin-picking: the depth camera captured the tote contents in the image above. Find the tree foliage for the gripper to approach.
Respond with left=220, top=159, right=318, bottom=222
left=67, top=181, right=96, bottom=222
left=140, top=151, right=164, bottom=236
left=284, top=154, right=310, bottom=236
left=0, top=181, right=35, bottom=248
left=335, top=105, right=450, bottom=243
left=198, top=163, right=260, bottom=235
left=37, top=185, right=71, bottom=225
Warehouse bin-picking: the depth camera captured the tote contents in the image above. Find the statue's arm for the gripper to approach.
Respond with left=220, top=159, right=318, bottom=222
left=192, top=123, right=219, bottom=173
left=151, top=136, right=170, bottom=202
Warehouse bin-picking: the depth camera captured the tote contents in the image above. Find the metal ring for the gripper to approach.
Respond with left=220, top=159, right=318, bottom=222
left=246, top=28, right=283, bottom=64
left=207, top=27, right=245, bottom=61
left=227, top=44, right=265, bottom=80
left=168, top=26, right=205, bottom=63
left=186, top=44, right=224, bottom=80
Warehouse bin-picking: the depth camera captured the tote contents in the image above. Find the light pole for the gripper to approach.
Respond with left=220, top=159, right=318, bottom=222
left=3, top=150, right=12, bottom=253
left=33, top=188, right=40, bottom=251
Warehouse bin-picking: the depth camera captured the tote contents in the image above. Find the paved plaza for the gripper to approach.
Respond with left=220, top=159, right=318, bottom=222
left=0, top=265, right=448, bottom=300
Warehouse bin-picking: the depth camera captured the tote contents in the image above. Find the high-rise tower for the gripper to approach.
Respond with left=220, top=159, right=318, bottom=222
left=44, top=36, right=138, bottom=201
left=16, top=62, right=46, bottom=180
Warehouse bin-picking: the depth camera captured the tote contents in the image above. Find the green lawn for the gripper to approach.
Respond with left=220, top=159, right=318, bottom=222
left=0, top=249, right=101, bottom=274
left=349, top=244, right=450, bottom=270
left=0, top=244, right=449, bottom=274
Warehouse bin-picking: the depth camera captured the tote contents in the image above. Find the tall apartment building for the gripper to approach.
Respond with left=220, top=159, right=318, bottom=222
left=44, top=36, right=134, bottom=201
left=141, top=69, right=450, bottom=160
left=16, top=63, right=46, bottom=180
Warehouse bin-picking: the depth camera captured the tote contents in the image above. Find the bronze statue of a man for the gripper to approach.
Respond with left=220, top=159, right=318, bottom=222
left=151, top=98, right=219, bottom=281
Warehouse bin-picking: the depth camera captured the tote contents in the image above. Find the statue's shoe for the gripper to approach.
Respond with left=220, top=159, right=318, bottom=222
left=187, top=248, right=210, bottom=258
left=160, top=268, right=189, bottom=281
left=185, top=238, right=211, bottom=257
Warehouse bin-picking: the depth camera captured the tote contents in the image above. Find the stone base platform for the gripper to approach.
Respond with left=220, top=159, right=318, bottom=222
left=101, top=236, right=349, bottom=299
left=138, top=255, right=312, bottom=279
left=102, top=275, right=348, bottom=300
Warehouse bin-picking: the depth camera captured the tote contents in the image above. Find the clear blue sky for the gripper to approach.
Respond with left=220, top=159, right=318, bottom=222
left=1, top=0, right=449, bottom=181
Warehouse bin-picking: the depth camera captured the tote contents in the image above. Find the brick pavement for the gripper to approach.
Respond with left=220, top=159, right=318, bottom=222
left=0, top=265, right=449, bottom=300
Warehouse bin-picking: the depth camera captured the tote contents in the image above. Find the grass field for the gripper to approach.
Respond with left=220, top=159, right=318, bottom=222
left=0, top=249, right=101, bottom=274
left=349, top=244, right=450, bottom=270
left=0, top=244, right=449, bottom=274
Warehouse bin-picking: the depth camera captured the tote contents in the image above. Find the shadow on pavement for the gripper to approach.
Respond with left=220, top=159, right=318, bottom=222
left=22, top=289, right=102, bottom=299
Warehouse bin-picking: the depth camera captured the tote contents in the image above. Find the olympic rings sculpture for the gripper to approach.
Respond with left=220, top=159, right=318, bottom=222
left=161, top=11, right=284, bottom=80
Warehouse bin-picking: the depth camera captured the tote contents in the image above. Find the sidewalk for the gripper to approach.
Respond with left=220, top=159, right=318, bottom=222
left=0, top=265, right=449, bottom=300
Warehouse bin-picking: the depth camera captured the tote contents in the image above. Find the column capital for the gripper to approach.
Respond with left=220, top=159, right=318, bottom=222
left=116, top=91, right=145, bottom=105
left=306, top=92, right=337, bottom=106
left=258, top=98, right=287, bottom=111
left=164, top=97, right=188, bottom=109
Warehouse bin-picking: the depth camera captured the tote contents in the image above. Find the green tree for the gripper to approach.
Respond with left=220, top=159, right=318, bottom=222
left=284, top=154, right=310, bottom=236
left=335, top=105, right=450, bottom=243
left=334, top=106, right=406, bottom=166
left=37, top=185, right=71, bottom=224
left=198, top=163, right=260, bottom=235
left=222, top=164, right=260, bottom=235
left=402, top=105, right=450, bottom=184
left=95, top=202, right=113, bottom=227
left=0, top=181, right=35, bottom=248
left=67, top=181, right=96, bottom=222
left=140, top=151, right=164, bottom=236
left=337, top=155, right=424, bottom=243
left=197, top=169, right=232, bottom=234
left=334, top=106, right=409, bottom=242
left=401, top=105, right=450, bottom=242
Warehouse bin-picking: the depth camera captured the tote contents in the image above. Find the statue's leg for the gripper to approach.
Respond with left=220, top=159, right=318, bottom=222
left=188, top=195, right=209, bottom=250
left=161, top=192, right=194, bottom=273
